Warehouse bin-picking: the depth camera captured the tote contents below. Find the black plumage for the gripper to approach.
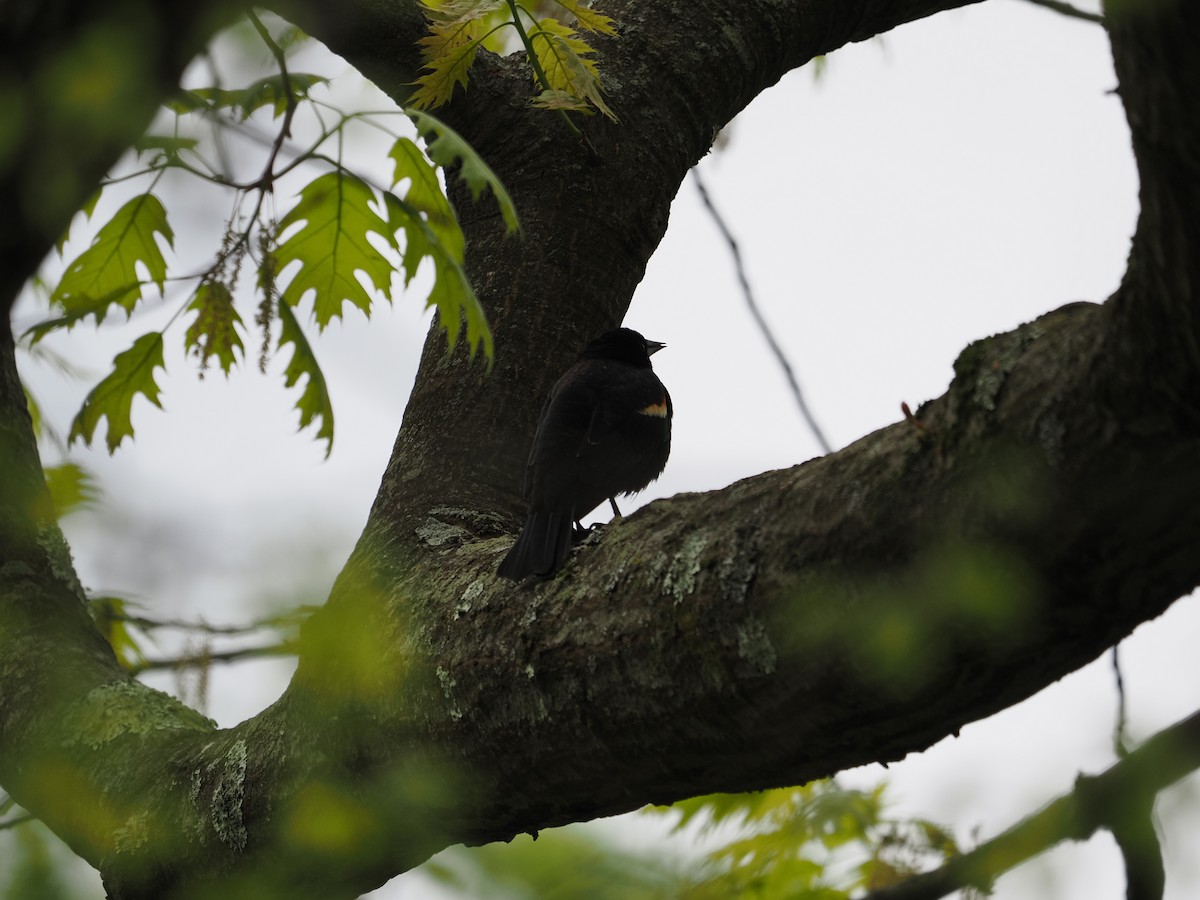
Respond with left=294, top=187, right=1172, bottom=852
left=497, top=328, right=673, bottom=580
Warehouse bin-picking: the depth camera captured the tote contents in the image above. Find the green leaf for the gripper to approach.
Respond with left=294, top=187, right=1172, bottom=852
left=382, top=136, right=494, bottom=358
left=44, top=463, right=100, bottom=518
left=81, top=187, right=103, bottom=220
left=407, top=108, right=521, bottom=234
left=275, top=171, right=396, bottom=329
left=165, top=89, right=212, bottom=114
left=25, top=288, right=154, bottom=346
left=55, top=188, right=104, bottom=255
left=426, top=235, right=492, bottom=360
left=70, top=331, right=166, bottom=453
left=50, top=193, right=174, bottom=326
left=185, top=282, right=245, bottom=376
left=388, top=136, right=464, bottom=266
left=653, top=781, right=969, bottom=899
left=383, top=192, right=492, bottom=361
left=133, top=134, right=200, bottom=160
left=277, top=298, right=334, bottom=457
left=189, top=73, right=328, bottom=119
left=530, top=17, right=616, bottom=121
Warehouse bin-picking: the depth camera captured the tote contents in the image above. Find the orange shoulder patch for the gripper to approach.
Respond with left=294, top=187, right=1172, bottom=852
left=638, top=400, right=669, bottom=418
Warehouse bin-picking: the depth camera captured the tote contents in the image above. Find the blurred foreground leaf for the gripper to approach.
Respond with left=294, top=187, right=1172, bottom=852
left=43, top=463, right=99, bottom=518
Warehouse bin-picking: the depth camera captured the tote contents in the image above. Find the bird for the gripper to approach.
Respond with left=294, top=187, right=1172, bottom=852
left=497, top=327, right=673, bottom=580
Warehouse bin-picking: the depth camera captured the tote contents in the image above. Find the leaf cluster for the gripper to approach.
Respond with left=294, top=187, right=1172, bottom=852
left=413, top=780, right=972, bottom=900
left=21, top=14, right=519, bottom=458
left=654, top=782, right=973, bottom=898
left=410, top=0, right=618, bottom=123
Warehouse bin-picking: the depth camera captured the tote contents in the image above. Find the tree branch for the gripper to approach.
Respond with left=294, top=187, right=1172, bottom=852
left=863, top=708, right=1200, bottom=900
left=1022, top=0, right=1105, bottom=24
left=128, top=642, right=296, bottom=675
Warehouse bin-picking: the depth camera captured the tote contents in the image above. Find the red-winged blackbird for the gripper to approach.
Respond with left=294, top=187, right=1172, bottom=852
left=497, top=328, right=673, bottom=580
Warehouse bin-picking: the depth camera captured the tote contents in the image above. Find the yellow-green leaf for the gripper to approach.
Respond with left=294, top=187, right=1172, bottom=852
left=530, top=17, right=616, bottom=121
left=408, top=109, right=521, bottom=234
left=551, top=0, right=617, bottom=35
left=275, top=172, right=396, bottom=329
left=409, top=10, right=490, bottom=109
left=383, top=192, right=492, bottom=362
left=51, top=193, right=174, bottom=325
left=277, top=299, right=334, bottom=457
left=421, top=0, right=504, bottom=24
left=388, top=136, right=464, bottom=268
left=185, top=282, right=245, bottom=376
left=70, top=332, right=166, bottom=453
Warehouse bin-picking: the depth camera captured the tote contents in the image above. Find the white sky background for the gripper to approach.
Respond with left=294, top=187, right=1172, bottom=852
left=9, top=0, right=1200, bottom=897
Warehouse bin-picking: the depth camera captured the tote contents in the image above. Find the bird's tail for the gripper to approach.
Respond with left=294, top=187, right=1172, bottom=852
left=497, top=511, right=574, bottom=580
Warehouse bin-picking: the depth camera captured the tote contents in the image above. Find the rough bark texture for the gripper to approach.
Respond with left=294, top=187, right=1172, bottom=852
left=1, top=0, right=1198, bottom=898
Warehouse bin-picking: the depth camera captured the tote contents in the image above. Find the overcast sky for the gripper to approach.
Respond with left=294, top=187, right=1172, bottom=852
left=11, top=0, right=1200, bottom=897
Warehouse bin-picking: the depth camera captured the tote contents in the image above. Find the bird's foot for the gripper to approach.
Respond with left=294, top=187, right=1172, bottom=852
left=572, top=521, right=607, bottom=544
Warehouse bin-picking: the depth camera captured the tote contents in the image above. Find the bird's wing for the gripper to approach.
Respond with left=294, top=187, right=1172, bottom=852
left=579, top=375, right=668, bottom=454
left=523, top=391, right=557, bottom=498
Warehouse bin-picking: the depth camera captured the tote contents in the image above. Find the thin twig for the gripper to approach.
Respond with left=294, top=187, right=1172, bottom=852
left=114, top=608, right=313, bottom=636
left=0, top=796, right=33, bottom=831
left=1113, top=645, right=1130, bottom=757
left=1021, top=0, right=1105, bottom=24
left=182, top=11, right=304, bottom=325
left=127, top=641, right=297, bottom=676
left=0, top=813, right=34, bottom=832
left=246, top=11, right=299, bottom=196
left=692, top=169, right=833, bottom=454
left=203, top=49, right=237, bottom=181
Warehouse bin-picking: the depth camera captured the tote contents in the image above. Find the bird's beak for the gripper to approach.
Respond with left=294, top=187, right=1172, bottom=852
left=645, top=339, right=666, bottom=356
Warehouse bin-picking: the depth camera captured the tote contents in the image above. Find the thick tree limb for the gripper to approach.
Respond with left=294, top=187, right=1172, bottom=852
left=294, top=300, right=1195, bottom=852
left=2, top=0, right=1200, bottom=898
left=863, top=707, right=1199, bottom=900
